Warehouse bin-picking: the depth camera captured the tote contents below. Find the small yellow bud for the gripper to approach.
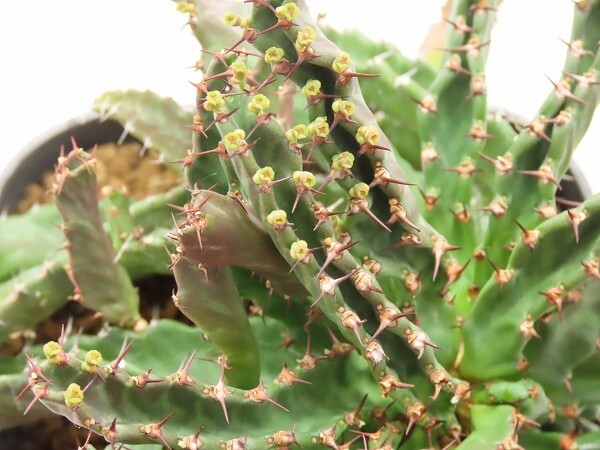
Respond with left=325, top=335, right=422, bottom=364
left=267, top=210, right=289, bottom=231
left=332, top=100, right=355, bottom=119
left=223, top=129, right=246, bottom=151
left=285, top=124, right=309, bottom=143
left=292, top=171, right=316, bottom=189
left=253, top=167, right=275, bottom=185
left=349, top=182, right=370, bottom=199
left=301, top=79, right=321, bottom=98
left=248, top=94, right=271, bottom=114
left=294, top=26, right=316, bottom=53
left=224, top=12, right=248, bottom=28
left=265, top=47, right=285, bottom=64
left=332, top=52, right=351, bottom=74
left=275, top=2, right=300, bottom=21
left=81, top=350, right=102, bottom=373
left=176, top=2, right=195, bottom=14
left=308, top=116, right=329, bottom=139
left=203, top=91, right=225, bottom=112
left=290, top=240, right=309, bottom=260
left=43, top=341, right=63, bottom=364
left=331, top=152, right=355, bottom=172
left=64, top=383, right=84, bottom=409
left=356, top=125, right=380, bottom=146
left=230, top=61, right=247, bottom=85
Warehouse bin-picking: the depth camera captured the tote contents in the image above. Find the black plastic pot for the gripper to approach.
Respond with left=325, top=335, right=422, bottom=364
left=0, top=114, right=128, bottom=213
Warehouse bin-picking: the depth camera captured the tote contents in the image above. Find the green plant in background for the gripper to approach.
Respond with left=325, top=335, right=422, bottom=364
left=1, top=0, right=600, bottom=448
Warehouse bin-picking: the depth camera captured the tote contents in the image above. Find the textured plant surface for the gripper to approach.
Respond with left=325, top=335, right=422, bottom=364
left=2, top=0, right=600, bottom=448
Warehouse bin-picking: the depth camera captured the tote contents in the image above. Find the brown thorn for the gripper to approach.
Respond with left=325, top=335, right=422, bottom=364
left=23, top=384, right=49, bottom=415
left=109, top=339, right=135, bottom=375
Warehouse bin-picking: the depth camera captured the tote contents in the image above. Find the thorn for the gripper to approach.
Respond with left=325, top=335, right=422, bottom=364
left=140, top=412, right=175, bottom=450
left=539, top=285, right=565, bottom=322
left=76, top=428, right=94, bottom=450
left=102, top=418, right=118, bottom=449
left=405, top=402, right=427, bottom=435
left=432, top=237, right=461, bottom=281
left=324, top=326, right=355, bottom=358
left=270, top=425, right=301, bottom=448
left=313, top=269, right=360, bottom=308
left=440, top=259, right=471, bottom=296
left=244, top=380, right=289, bottom=412
left=340, top=309, right=367, bottom=344
left=172, top=349, right=197, bottom=386
left=203, top=357, right=231, bottom=423
left=429, top=370, right=452, bottom=401
left=369, top=308, right=408, bottom=342
left=317, top=238, right=358, bottom=278
left=109, top=339, right=135, bottom=375
left=442, top=160, right=482, bottom=178
left=581, top=259, right=600, bottom=279
left=132, top=367, right=163, bottom=388
left=22, top=384, right=49, bottom=415
left=297, top=334, right=327, bottom=370
left=518, top=166, right=561, bottom=188
left=312, top=203, right=346, bottom=231
left=387, top=198, right=420, bottom=231
left=348, top=198, right=391, bottom=232
left=567, top=208, right=588, bottom=243
left=438, top=37, right=490, bottom=57
left=547, top=75, right=589, bottom=104
left=488, top=258, right=514, bottom=286
left=277, top=363, right=312, bottom=386
left=444, top=16, right=473, bottom=34
left=405, top=329, right=442, bottom=359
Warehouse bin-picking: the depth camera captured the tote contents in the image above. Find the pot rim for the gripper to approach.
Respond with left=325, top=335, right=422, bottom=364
left=0, top=113, right=128, bottom=214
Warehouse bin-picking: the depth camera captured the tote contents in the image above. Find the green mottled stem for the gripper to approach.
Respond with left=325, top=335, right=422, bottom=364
left=461, top=194, right=600, bottom=378
left=0, top=260, right=71, bottom=344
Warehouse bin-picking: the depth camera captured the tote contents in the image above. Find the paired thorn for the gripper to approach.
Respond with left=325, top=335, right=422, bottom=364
left=297, top=334, right=327, bottom=370
left=432, top=237, right=461, bottom=281
left=140, top=412, right=176, bottom=450
left=348, top=197, right=391, bottom=232
left=203, top=357, right=231, bottom=423
left=171, top=349, right=197, bottom=386
left=340, top=309, right=367, bottom=344
left=440, top=259, right=471, bottom=296
left=312, top=203, right=346, bottom=231
left=244, top=380, right=289, bottom=412
left=405, top=329, right=442, bottom=359
left=23, top=384, right=49, bottom=415
left=567, top=208, right=588, bottom=243
left=108, top=339, right=135, bottom=375
left=547, top=75, right=589, bottom=104
left=488, top=258, right=514, bottom=287
left=317, top=237, right=359, bottom=278
left=312, top=269, right=360, bottom=308
left=369, top=308, right=409, bottom=343
left=277, top=363, right=312, bottom=386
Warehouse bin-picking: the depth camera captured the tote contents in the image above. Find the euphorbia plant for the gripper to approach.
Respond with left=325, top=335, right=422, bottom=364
left=1, top=0, right=600, bottom=448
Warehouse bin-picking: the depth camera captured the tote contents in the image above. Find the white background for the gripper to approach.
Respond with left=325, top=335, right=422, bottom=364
left=0, top=0, right=598, bottom=192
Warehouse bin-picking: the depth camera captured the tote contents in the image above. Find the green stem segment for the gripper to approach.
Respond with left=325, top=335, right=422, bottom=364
left=173, top=261, right=260, bottom=389
left=54, top=149, right=142, bottom=328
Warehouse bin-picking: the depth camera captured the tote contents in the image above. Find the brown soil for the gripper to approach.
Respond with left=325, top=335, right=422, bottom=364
left=16, top=141, right=182, bottom=213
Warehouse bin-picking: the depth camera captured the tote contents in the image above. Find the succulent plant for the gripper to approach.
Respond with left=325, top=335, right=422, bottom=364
left=2, top=0, right=600, bottom=448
